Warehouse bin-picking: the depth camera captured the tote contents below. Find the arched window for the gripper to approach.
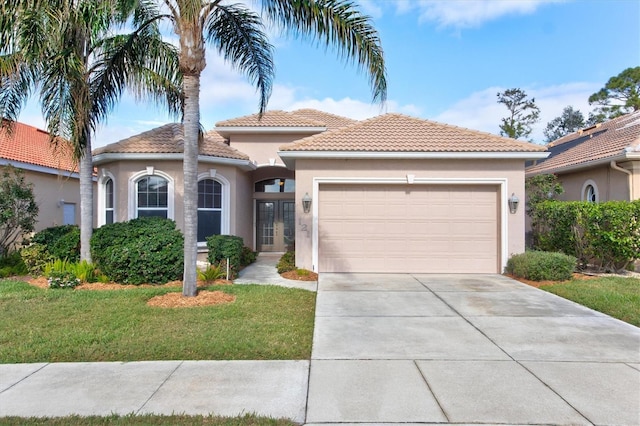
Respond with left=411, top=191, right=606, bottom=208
left=105, top=178, right=114, bottom=224
left=198, top=178, right=222, bottom=242
left=582, top=180, right=599, bottom=203
left=136, top=176, right=168, bottom=218
left=255, top=178, right=295, bottom=193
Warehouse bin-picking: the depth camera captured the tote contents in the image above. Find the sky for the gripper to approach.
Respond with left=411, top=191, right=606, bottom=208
left=17, top=0, right=640, bottom=148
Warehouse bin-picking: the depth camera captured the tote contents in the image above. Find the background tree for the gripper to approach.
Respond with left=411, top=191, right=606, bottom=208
left=497, top=88, right=540, bottom=141
left=0, top=165, right=38, bottom=256
left=588, top=66, right=640, bottom=123
left=154, top=0, right=387, bottom=297
left=0, top=0, right=182, bottom=262
left=525, top=173, right=564, bottom=249
left=543, top=106, right=585, bottom=142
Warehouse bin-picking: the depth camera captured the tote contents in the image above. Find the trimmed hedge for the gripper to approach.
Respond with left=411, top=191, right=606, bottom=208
left=206, top=235, right=255, bottom=278
left=506, top=251, right=577, bottom=281
left=531, top=200, right=640, bottom=271
left=91, top=217, right=184, bottom=284
left=277, top=251, right=296, bottom=274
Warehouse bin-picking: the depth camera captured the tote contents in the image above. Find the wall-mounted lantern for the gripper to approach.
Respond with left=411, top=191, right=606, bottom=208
left=508, top=193, right=519, bottom=214
left=302, top=192, right=312, bottom=214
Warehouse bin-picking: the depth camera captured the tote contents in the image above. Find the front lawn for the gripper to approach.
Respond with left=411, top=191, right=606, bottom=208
left=0, top=280, right=315, bottom=363
left=539, top=276, right=640, bottom=327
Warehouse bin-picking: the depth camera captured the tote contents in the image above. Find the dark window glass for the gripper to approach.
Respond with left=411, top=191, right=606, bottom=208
left=197, top=211, right=221, bottom=242
left=197, top=179, right=223, bottom=242
left=254, top=178, right=295, bottom=193
left=137, top=176, right=168, bottom=217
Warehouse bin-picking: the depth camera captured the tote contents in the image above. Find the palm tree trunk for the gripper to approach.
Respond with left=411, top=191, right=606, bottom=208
left=79, top=139, right=93, bottom=263
left=182, top=73, right=200, bottom=297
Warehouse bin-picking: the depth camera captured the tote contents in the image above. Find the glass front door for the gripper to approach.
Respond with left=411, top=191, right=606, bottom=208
left=257, top=200, right=295, bottom=252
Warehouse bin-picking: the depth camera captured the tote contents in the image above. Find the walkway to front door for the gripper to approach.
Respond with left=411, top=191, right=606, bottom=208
left=256, top=200, right=294, bottom=252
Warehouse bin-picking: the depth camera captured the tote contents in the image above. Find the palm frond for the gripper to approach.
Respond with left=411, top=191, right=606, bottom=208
left=262, top=0, right=387, bottom=104
left=204, top=3, right=274, bottom=114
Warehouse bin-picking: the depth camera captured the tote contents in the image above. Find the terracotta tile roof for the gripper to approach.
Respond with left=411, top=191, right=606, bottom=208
left=290, top=109, right=357, bottom=130
left=0, top=120, right=77, bottom=172
left=215, top=110, right=325, bottom=128
left=92, top=123, right=249, bottom=160
left=526, top=111, right=640, bottom=174
left=279, top=113, right=547, bottom=152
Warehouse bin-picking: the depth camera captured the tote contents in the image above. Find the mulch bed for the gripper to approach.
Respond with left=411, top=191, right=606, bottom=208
left=507, top=272, right=601, bottom=288
left=281, top=270, right=318, bottom=281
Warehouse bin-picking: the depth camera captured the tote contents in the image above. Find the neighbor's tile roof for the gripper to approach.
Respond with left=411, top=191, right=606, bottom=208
left=0, top=120, right=77, bottom=172
left=290, top=109, right=357, bottom=130
left=215, top=110, right=325, bottom=128
left=280, top=113, right=547, bottom=152
left=526, top=111, right=640, bottom=174
left=92, top=123, right=249, bottom=160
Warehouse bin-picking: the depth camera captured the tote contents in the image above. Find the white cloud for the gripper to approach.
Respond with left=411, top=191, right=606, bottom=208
left=434, top=82, right=599, bottom=143
left=357, top=0, right=384, bottom=20
left=397, top=0, right=564, bottom=29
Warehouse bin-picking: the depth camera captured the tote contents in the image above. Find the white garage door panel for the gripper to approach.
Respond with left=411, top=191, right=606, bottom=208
left=318, top=184, right=499, bottom=273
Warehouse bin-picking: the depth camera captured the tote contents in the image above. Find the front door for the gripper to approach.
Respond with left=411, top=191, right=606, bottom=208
left=257, top=200, right=295, bottom=252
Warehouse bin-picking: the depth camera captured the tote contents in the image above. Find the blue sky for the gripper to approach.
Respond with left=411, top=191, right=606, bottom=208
left=18, top=0, right=640, bottom=147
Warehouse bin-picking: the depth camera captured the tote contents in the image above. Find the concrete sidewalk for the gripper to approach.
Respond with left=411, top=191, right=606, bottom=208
left=306, top=273, right=640, bottom=425
left=0, top=360, right=309, bottom=422
left=234, top=252, right=317, bottom=291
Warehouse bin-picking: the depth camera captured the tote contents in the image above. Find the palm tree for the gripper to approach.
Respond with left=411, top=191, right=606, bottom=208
left=156, top=0, right=387, bottom=297
left=0, top=0, right=182, bottom=262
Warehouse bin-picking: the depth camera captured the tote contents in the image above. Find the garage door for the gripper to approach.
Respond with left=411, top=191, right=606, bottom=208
left=318, top=184, right=499, bottom=273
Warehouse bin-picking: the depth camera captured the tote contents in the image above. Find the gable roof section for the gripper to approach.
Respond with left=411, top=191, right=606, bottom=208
left=92, top=123, right=249, bottom=163
left=215, top=110, right=326, bottom=128
left=0, top=120, right=77, bottom=173
left=280, top=113, right=547, bottom=153
left=526, top=111, right=640, bottom=175
left=290, top=109, right=357, bottom=130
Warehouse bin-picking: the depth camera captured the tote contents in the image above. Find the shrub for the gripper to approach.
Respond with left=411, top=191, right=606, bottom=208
left=532, top=200, right=640, bottom=271
left=505, top=251, right=577, bottom=281
left=277, top=251, right=296, bottom=274
left=31, top=225, right=80, bottom=261
left=206, top=235, right=254, bottom=278
left=47, top=270, right=80, bottom=289
left=197, top=263, right=227, bottom=282
left=0, top=165, right=38, bottom=257
left=91, top=217, right=184, bottom=284
left=0, top=250, right=28, bottom=276
left=20, top=243, right=54, bottom=275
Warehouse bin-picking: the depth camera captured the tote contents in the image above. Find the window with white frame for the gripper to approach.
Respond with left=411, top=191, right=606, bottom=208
left=136, top=175, right=169, bottom=218
left=582, top=180, right=599, bottom=203
left=105, top=178, right=114, bottom=224
left=197, top=178, right=222, bottom=242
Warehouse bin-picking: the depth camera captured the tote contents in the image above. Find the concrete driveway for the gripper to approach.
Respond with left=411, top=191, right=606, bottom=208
left=306, top=274, right=640, bottom=425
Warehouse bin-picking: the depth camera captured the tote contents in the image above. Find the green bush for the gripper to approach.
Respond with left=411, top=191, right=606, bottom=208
left=197, top=263, right=227, bottom=281
left=532, top=200, right=640, bottom=271
left=31, top=225, right=80, bottom=261
left=47, top=270, right=80, bottom=289
left=206, top=235, right=254, bottom=278
left=506, top=251, right=577, bottom=281
left=91, top=217, right=184, bottom=284
left=0, top=251, right=28, bottom=276
left=277, top=251, right=296, bottom=274
left=20, top=243, right=54, bottom=275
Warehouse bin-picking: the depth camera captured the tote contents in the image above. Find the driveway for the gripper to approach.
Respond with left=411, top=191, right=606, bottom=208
left=306, top=274, right=640, bottom=425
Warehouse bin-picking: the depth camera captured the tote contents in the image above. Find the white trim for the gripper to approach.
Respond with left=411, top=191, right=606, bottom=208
left=255, top=162, right=288, bottom=169
left=128, top=169, right=175, bottom=220
left=581, top=179, right=599, bottom=202
left=97, top=171, right=116, bottom=227
left=197, top=172, right=230, bottom=238
left=215, top=126, right=326, bottom=135
left=0, top=159, right=80, bottom=179
left=279, top=150, right=549, bottom=168
left=92, top=153, right=256, bottom=170
left=311, top=177, right=510, bottom=274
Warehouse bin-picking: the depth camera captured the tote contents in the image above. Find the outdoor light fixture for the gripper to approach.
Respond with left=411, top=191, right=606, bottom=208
left=302, top=192, right=312, bottom=214
left=508, top=193, right=519, bottom=214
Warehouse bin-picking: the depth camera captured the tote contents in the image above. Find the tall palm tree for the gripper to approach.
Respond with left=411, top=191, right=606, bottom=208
left=0, top=0, right=182, bottom=262
left=156, top=0, right=387, bottom=297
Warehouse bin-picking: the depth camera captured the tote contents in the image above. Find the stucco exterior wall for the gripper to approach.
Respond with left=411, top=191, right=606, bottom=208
left=292, top=158, right=527, bottom=272
left=557, top=164, right=631, bottom=202
left=229, top=133, right=318, bottom=167
left=25, top=170, right=82, bottom=230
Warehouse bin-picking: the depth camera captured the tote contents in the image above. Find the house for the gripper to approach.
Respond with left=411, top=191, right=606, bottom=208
left=92, top=109, right=547, bottom=274
left=0, top=121, right=82, bottom=231
left=526, top=111, right=640, bottom=202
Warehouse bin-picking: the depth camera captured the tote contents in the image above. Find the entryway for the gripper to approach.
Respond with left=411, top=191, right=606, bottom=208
left=256, top=200, right=295, bottom=252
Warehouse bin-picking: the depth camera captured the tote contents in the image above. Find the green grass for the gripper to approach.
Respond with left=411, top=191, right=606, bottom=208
left=0, top=280, right=315, bottom=363
left=540, top=276, right=640, bottom=326
left=0, top=413, right=296, bottom=425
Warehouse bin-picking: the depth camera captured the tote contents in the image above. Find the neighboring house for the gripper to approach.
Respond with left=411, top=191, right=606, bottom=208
left=526, top=111, right=640, bottom=202
left=92, top=109, right=547, bottom=274
left=0, top=120, right=81, bottom=232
